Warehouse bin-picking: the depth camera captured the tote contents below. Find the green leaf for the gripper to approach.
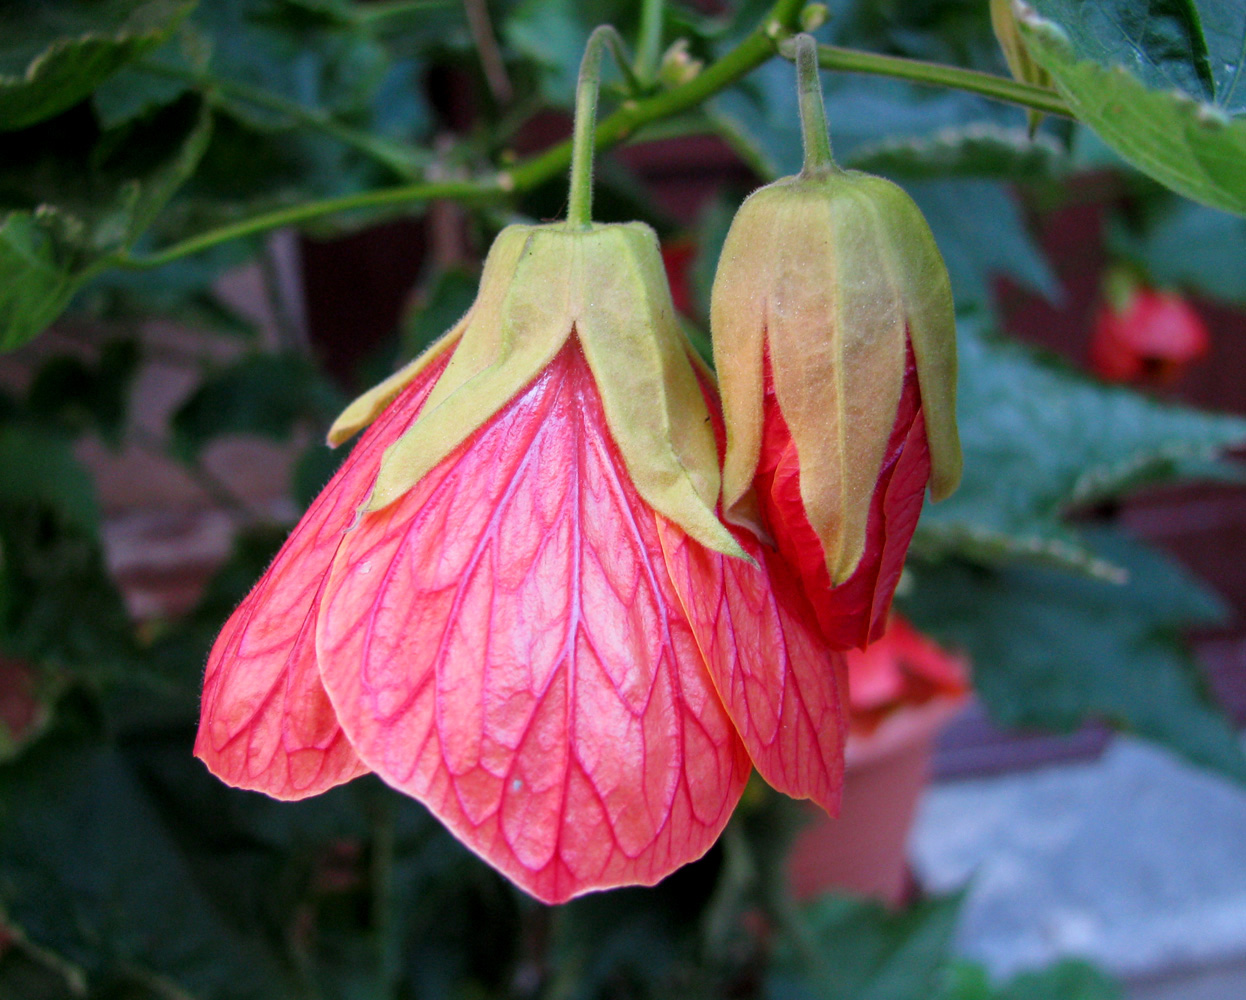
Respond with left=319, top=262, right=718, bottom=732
left=0, top=734, right=289, bottom=998
left=766, top=894, right=964, bottom=1000
left=914, top=319, right=1246, bottom=577
left=170, top=353, right=342, bottom=460
left=846, top=124, right=1066, bottom=181
left=993, top=961, right=1122, bottom=1000
left=0, top=0, right=196, bottom=131
left=505, top=0, right=641, bottom=105
left=908, top=180, right=1059, bottom=305
left=0, top=215, right=83, bottom=352
left=27, top=338, right=141, bottom=446
left=0, top=426, right=99, bottom=534
left=1019, top=0, right=1246, bottom=216
left=1113, top=194, right=1246, bottom=304
left=0, top=94, right=212, bottom=351
left=903, top=529, right=1246, bottom=785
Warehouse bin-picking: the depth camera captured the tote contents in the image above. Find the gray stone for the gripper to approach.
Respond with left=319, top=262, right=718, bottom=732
left=910, top=736, right=1246, bottom=982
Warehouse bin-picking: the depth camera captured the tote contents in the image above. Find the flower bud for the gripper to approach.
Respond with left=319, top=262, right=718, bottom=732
left=711, top=168, right=961, bottom=649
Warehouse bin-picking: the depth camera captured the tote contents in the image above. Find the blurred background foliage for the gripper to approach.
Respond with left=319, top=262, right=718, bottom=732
left=1, top=0, right=1245, bottom=997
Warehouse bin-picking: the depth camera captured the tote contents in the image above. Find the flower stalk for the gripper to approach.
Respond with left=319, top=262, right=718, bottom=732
left=794, top=34, right=838, bottom=179
left=566, top=26, right=614, bottom=229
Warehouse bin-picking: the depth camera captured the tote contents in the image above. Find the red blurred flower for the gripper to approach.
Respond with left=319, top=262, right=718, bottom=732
left=197, top=223, right=846, bottom=904
left=1089, top=281, right=1210, bottom=384
left=843, top=616, right=968, bottom=737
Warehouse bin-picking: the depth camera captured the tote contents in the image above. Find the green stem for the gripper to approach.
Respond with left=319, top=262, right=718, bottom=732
left=139, top=60, right=425, bottom=179
left=566, top=26, right=616, bottom=229
left=114, top=0, right=837, bottom=269
left=117, top=179, right=493, bottom=270
left=809, top=43, right=1071, bottom=118
left=634, top=0, right=665, bottom=85
left=508, top=0, right=805, bottom=191
left=794, top=34, right=837, bottom=177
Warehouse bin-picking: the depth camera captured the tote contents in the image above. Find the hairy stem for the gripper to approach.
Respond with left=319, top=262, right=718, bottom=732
left=634, top=0, right=666, bottom=85
left=794, top=34, right=838, bottom=177
left=566, top=26, right=617, bottom=229
left=807, top=42, right=1071, bottom=117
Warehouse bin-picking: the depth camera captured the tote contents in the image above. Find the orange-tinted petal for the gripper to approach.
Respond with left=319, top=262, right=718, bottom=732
left=759, top=343, right=930, bottom=650
left=659, top=521, right=847, bottom=816
left=194, top=354, right=451, bottom=799
left=315, top=340, right=750, bottom=903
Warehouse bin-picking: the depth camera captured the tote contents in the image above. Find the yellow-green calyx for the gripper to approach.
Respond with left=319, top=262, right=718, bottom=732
left=990, top=0, right=1052, bottom=133
left=711, top=169, right=962, bottom=585
left=329, top=220, right=745, bottom=560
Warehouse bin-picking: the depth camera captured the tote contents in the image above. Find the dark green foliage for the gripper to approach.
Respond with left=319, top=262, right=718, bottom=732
left=904, top=529, right=1246, bottom=784
left=0, top=0, right=196, bottom=130
left=0, top=2, right=1239, bottom=997
left=915, top=319, right=1246, bottom=577
left=170, top=353, right=343, bottom=460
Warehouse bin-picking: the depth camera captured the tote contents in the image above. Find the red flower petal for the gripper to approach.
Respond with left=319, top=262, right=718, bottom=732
left=758, top=343, right=930, bottom=650
left=194, top=354, right=451, bottom=799
left=315, top=340, right=751, bottom=903
left=659, top=521, right=847, bottom=816
left=1089, top=289, right=1210, bottom=383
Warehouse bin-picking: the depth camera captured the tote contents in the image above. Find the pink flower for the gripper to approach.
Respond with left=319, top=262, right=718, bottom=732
left=197, top=222, right=847, bottom=903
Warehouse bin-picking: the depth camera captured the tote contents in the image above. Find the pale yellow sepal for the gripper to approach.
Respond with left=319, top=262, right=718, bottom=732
left=362, top=221, right=744, bottom=560
left=711, top=171, right=960, bottom=585
left=574, top=223, right=744, bottom=560
left=326, top=329, right=463, bottom=447
left=363, top=224, right=568, bottom=512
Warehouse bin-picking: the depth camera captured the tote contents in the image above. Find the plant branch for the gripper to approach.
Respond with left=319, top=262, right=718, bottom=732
left=802, top=42, right=1071, bottom=117
left=634, top=0, right=665, bottom=85
left=138, top=60, right=426, bottom=179
left=118, top=179, right=496, bottom=269
left=463, top=0, right=513, bottom=104
left=117, top=0, right=1074, bottom=270
left=120, top=0, right=806, bottom=269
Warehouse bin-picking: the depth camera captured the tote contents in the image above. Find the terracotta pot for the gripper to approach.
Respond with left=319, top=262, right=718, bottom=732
left=785, top=694, right=966, bottom=905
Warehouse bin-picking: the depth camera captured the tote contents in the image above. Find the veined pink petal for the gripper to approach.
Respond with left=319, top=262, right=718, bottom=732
left=315, top=340, right=751, bottom=904
left=659, top=521, right=847, bottom=816
left=656, top=369, right=848, bottom=816
left=758, top=343, right=930, bottom=650
left=194, top=353, right=451, bottom=799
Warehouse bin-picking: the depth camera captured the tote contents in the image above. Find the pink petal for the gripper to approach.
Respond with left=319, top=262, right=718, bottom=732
left=759, top=342, right=931, bottom=650
left=315, top=341, right=751, bottom=903
left=194, top=354, right=451, bottom=799
left=659, top=521, right=847, bottom=816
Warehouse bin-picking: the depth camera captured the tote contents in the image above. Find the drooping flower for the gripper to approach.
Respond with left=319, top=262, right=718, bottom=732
left=1089, top=270, right=1210, bottom=384
left=196, top=220, right=847, bottom=904
left=710, top=36, right=961, bottom=651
